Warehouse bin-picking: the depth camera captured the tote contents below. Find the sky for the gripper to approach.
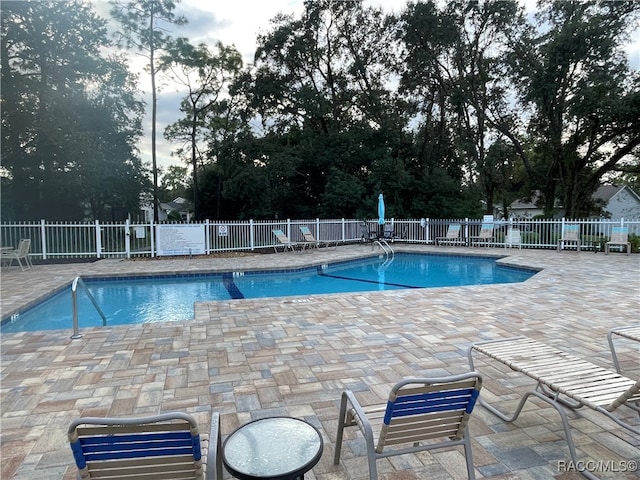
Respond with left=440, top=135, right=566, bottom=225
left=94, top=0, right=640, bottom=177
left=117, top=0, right=405, bottom=175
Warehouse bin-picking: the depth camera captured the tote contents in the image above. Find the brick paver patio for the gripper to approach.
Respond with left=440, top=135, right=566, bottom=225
left=1, top=244, right=639, bottom=479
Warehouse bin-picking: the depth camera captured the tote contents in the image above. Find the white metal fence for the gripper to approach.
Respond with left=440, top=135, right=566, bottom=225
left=1, top=217, right=638, bottom=260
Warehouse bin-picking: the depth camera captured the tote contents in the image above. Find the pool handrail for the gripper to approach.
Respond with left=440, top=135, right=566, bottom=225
left=374, top=239, right=394, bottom=260
left=71, top=275, right=107, bottom=339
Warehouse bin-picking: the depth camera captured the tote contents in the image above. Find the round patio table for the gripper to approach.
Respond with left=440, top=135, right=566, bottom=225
left=222, top=416, right=323, bottom=480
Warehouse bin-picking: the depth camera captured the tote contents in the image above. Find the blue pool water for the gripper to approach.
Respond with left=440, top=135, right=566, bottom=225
left=1, top=253, right=536, bottom=332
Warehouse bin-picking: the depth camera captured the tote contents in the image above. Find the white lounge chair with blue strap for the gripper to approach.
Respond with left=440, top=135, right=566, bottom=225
left=299, top=225, right=338, bottom=249
left=469, top=222, right=494, bottom=247
left=605, top=226, right=631, bottom=254
left=557, top=223, right=581, bottom=252
left=272, top=228, right=307, bottom=252
left=334, top=372, right=483, bottom=480
left=68, top=411, right=222, bottom=479
left=435, top=224, right=466, bottom=246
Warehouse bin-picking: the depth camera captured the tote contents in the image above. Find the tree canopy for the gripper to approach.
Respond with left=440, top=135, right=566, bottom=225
left=1, top=0, right=638, bottom=222
left=1, top=0, right=146, bottom=221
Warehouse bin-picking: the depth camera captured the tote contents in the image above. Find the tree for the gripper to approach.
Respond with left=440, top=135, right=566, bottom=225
left=499, top=0, right=640, bottom=217
left=243, top=0, right=408, bottom=218
left=1, top=0, right=145, bottom=220
left=394, top=0, right=477, bottom=218
left=444, top=0, right=524, bottom=215
left=110, top=0, right=187, bottom=222
left=162, top=40, right=243, bottom=218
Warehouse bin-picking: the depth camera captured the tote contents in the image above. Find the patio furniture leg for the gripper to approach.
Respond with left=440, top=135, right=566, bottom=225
left=468, top=348, right=600, bottom=480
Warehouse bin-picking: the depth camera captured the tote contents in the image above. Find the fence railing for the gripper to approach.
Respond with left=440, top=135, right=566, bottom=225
left=1, top=217, right=638, bottom=260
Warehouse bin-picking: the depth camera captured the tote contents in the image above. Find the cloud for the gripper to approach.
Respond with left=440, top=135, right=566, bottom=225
left=111, top=0, right=640, bottom=176
left=128, top=1, right=301, bottom=173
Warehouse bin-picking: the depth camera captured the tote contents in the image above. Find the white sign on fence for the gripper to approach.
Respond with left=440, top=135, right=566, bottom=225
left=156, top=224, right=206, bottom=256
left=218, top=225, right=228, bottom=237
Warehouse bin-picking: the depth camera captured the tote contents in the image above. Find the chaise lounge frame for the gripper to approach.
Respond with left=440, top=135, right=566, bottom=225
left=1, top=238, right=33, bottom=271
left=605, top=226, right=631, bottom=255
left=435, top=224, right=466, bottom=246
left=607, top=325, right=640, bottom=374
left=299, top=225, right=338, bottom=250
left=467, top=336, right=640, bottom=480
left=469, top=223, right=494, bottom=247
left=272, top=228, right=311, bottom=253
left=557, top=224, right=581, bottom=252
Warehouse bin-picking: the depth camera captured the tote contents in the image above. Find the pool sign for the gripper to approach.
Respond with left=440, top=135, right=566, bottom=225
left=134, top=226, right=146, bottom=239
left=156, top=224, right=206, bottom=256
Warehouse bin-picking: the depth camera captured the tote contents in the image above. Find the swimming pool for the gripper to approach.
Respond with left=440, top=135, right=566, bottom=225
left=1, top=253, right=536, bottom=332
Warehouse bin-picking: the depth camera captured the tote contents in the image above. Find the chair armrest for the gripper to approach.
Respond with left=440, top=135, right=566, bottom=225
left=206, top=412, right=223, bottom=480
left=341, top=390, right=377, bottom=448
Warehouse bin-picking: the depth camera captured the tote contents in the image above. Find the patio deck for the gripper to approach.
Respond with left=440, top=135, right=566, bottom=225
left=1, top=244, right=639, bottom=479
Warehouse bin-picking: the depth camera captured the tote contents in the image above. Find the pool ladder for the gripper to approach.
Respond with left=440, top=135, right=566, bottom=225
left=71, top=276, right=107, bottom=339
left=374, top=239, right=394, bottom=260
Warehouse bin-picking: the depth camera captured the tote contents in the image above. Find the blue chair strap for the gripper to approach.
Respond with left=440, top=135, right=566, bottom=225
left=70, top=438, right=87, bottom=469
left=384, top=388, right=475, bottom=424
left=77, top=431, right=201, bottom=462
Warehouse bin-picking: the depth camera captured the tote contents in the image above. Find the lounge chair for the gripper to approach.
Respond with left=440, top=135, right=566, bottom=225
left=299, top=225, right=338, bottom=249
left=557, top=224, right=581, bottom=252
left=67, top=411, right=222, bottom=480
left=504, top=227, right=522, bottom=249
left=435, top=224, right=466, bottom=246
left=360, top=222, right=377, bottom=243
left=468, top=337, right=640, bottom=480
left=605, top=226, right=631, bottom=255
left=334, top=372, right=483, bottom=480
left=272, top=228, right=306, bottom=253
left=469, top=223, right=494, bottom=247
left=381, top=223, right=396, bottom=242
left=607, top=325, right=640, bottom=374
left=0, top=238, right=32, bottom=271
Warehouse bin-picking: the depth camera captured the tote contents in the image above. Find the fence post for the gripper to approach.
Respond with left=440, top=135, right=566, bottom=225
left=205, top=219, right=211, bottom=255
left=95, top=220, right=102, bottom=258
left=150, top=220, right=155, bottom=257
left=40, top=219, right=48, bottom=260
left=425, top=218, right=431, bottom=244
left=250, top=219, right=255, bottom=251
left=125, top=219, right=131, bottom=258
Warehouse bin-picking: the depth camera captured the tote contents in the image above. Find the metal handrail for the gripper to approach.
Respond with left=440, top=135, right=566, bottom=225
left=71, top=276, right=107, bottom=339
left=373, top=239, right=394, bottom=259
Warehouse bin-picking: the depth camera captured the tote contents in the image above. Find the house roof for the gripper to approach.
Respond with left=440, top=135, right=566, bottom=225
left=593, top=184, right=640, bottom=203
left=160, top=197, right=192, bottom=212
left=510, top=185, right=640, bottom=210
left=510, top=192, right=541, bottom=209
left=593, top=185, right=622, bottom=202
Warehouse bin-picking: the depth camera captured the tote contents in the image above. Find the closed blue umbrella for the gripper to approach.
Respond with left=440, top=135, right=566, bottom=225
left=378, top=193, right=385, bottom=239
left=378, top=193, right=385, bottom=225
